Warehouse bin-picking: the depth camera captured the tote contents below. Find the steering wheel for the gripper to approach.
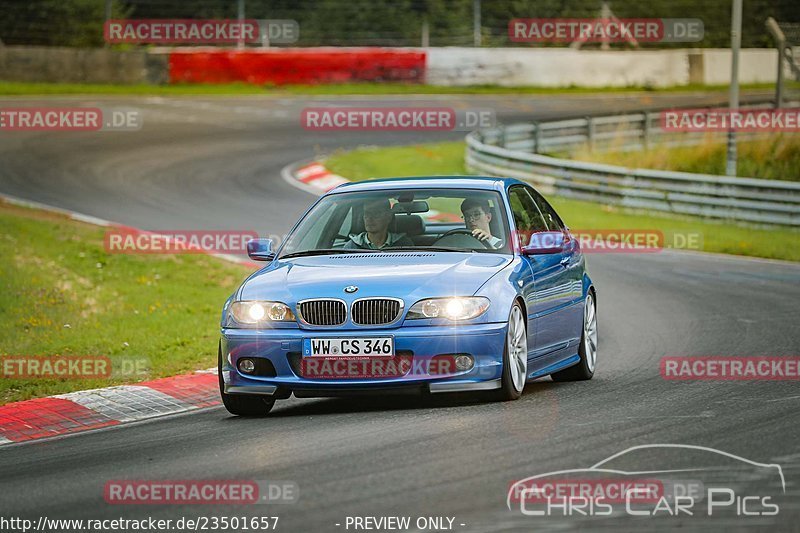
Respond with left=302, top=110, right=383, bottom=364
left=434, top=228, right=493, bottom=249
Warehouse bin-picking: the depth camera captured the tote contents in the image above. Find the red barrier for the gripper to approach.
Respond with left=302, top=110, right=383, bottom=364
left=168, top=48, right=426, bottom=85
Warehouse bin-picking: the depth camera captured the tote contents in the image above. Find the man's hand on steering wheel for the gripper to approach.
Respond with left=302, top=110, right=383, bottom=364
left=470, top=228, right=493, bottom=243
left=435, top=228, right=493, bottom=249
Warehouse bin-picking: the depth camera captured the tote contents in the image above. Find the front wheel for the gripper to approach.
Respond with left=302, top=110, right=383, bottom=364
left=494, top=302, right=528, bottom=401
left=552, top=291, right=597, bottom=382
left=218, top=347, right=275, bottom=416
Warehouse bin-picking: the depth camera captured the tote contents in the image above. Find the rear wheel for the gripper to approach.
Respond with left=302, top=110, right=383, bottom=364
left=552, top=291, right=597, bottom=382
left=494, top=302, right=528, bottom=401
left=218, top=346, right=275, bottom=416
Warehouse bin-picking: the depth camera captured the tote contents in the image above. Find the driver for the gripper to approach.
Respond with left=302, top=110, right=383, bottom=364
left=461, top=198, right=502, bottom=248
left=345, top=199, right=414, bottom=250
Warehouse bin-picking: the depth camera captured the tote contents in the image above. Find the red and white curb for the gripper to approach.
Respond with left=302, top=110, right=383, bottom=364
left=295, top=162, right=349, bottom=193
left=0, top=371, right=219, bottom=446
left=282, top=160, right=349, bottom=196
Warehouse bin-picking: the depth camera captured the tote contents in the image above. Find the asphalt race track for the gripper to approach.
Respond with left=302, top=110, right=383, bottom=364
left=1, top=92, right=799, bottom=531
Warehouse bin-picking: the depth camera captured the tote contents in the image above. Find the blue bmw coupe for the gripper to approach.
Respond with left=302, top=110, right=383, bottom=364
left=219, top=177, right=597, bottom=415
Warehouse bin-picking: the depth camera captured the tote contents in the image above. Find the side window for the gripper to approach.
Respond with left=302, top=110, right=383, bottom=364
left=527, top=187, right=565, bottom=231
left=508, top=187, right=531, bottom=231
left=508, top=186, right=548, bottom=244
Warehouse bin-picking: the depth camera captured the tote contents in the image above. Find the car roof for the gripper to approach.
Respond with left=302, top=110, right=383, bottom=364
left=326, top=176, right=526, bottom=194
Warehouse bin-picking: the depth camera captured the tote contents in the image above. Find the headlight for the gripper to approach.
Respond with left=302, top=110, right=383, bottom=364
left=230, top=301, right=296, bottom=325
left=406, top=297, right=490, bottom=321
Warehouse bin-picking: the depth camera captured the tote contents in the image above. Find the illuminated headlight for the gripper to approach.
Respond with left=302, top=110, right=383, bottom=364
left=407, top=297, right=490, bottom=321
left=230, top=301, right=296, bottom=325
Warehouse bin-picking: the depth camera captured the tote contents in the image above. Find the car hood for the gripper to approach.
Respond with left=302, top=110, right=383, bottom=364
left=239, top=252, right=511, bottom=303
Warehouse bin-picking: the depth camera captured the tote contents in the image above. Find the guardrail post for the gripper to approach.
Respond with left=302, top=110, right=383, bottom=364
left=533, top=121, right=541, bottom=154
left=642, top=112, right=650, bottom=150
left=499, top=125, right=506, bottom=148
left=766, top=17, right=786, bottom=108
left=585, top=116, right=594, bottom=153
left=237, top=0, right=246, bottom=50
left=104, top=0, right=112, bottom=49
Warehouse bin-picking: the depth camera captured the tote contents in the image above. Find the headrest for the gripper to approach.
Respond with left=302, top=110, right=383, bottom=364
left=392, top=214, right=425, bottom=236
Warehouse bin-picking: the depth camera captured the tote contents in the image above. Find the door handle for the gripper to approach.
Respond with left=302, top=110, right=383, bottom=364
left=559, top=256, right=570, bottom=266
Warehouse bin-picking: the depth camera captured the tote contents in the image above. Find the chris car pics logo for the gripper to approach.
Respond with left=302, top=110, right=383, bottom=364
left=508, top=444, right=784, bottom=519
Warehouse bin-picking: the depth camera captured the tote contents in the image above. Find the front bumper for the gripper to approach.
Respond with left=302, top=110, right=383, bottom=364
left=220, top=322, right=507, bottom=397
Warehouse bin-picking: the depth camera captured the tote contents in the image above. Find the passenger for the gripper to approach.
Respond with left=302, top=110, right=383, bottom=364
left=461, top=198, right=503, bottom=248
left=345, top=199, right=414, bottom=250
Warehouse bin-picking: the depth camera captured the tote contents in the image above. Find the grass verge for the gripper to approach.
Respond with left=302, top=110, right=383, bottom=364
left=0, top=80, right=793, bottom=97
left=325, top=141, right=799, bottom=262
left=0, top=200, right=252, bottom=405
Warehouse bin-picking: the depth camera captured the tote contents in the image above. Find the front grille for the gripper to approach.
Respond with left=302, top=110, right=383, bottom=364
left=351, top=298, right=402, bottom=325
left=298, top=299, right=346, bottom=326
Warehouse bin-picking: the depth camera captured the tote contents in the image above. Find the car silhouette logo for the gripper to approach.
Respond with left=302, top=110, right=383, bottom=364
left=507, top=443, right=786, bottom=512
left=344, top=286, right=358, bottom=293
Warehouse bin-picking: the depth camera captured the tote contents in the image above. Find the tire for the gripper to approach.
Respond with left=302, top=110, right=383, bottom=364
left=551, top=291, right=597, bottom=382
left=494, top=302, right=528, bottom=401
left=218, top=346, right=275, bottom=416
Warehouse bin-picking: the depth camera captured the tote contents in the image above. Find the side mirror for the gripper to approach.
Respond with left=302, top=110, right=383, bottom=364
left=246, top=238, right=275, bottom=261
left=521, top=231, right=568, bottom=255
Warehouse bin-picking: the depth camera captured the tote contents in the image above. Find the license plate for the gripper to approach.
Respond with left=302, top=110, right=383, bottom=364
left=303, top=337, right=394, bottom=357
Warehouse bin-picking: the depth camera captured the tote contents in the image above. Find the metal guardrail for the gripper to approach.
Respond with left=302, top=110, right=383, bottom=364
left=479, top=101, right=797, bottom=155
left=466, top=105, right=800, bottom=227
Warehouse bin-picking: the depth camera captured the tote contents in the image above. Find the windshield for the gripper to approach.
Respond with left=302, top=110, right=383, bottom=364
left=279, top=187, right=511, bottom=257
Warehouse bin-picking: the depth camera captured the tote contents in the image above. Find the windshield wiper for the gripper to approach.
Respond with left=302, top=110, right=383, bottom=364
left=385, top=246, right=475, bottom=253
left=280, top=248, right=381, bottom=259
